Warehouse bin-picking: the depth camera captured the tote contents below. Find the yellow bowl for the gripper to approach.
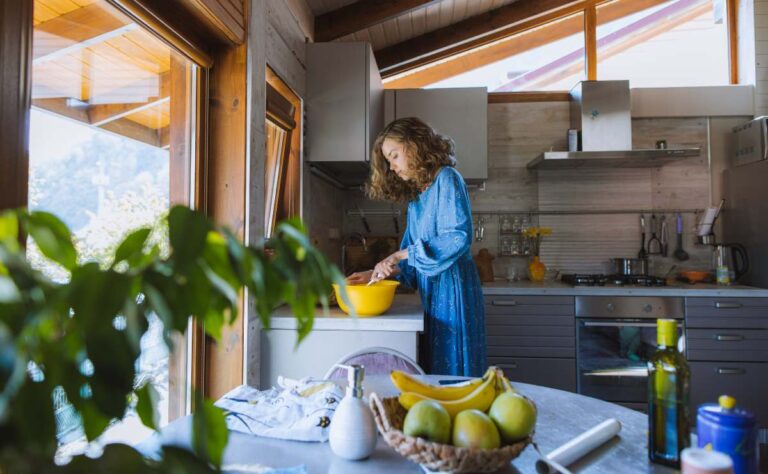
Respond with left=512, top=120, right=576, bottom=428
left=332, top=280, right=400, bottom=316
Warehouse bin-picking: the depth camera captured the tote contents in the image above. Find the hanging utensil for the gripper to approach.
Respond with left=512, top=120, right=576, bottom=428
left=647, top=214, right=662, bottom=255
left=674, top=213, right=690, bottom=261
left=660, top=215, right=668, bottom=257
left=357, top=205, right=371, bottom=234
left=638, top=214, right=648, bottom=259
left=392, top=205, right=400, bottom=234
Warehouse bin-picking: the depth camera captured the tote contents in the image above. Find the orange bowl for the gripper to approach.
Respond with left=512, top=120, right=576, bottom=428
left=679, top=270, right=711, bottom=283
left=332, top=280, right=399, bottom=316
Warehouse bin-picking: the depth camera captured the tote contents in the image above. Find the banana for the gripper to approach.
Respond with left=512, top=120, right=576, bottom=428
left=390, top=368, right=490, bottom=401
left=398, top=370, right=498, bottom=417
left=492, top=367, right=516, bottom=394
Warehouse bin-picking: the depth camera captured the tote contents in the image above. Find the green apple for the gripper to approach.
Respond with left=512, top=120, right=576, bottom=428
left=488, top=392, right=537, bottom=443
left=403, top=400, right=451, bottom=444
left=452, top=409, right=501, bottom=450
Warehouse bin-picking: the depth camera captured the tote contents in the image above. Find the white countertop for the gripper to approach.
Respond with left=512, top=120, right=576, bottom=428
left=482, top=280, right=768, bottom=297
left=269, top=293, right=424, bottom=332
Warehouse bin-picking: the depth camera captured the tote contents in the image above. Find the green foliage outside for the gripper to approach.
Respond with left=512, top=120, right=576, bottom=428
left=0, top=206, right=346, bottom=472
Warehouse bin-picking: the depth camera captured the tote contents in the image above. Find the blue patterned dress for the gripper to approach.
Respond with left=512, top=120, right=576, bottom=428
left=395, top=166, right=486, bottom=377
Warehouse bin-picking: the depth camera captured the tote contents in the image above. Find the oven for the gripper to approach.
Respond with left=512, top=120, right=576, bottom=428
left=576, top=296, right=685, bottom=412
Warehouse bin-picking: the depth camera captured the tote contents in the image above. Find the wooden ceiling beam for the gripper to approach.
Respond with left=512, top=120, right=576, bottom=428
left=34, top=1, right=137, bottom=64
left=88, top=71, right=170, bottom=125
left=376, top=0, right=586, bottom=73
left=32, top=97, right=164, bottom=148
left=315, top=0, right=440, bottom=42
left=100, top=118, right=163, bottom=147
left=382, top=0, right=669, bottom=88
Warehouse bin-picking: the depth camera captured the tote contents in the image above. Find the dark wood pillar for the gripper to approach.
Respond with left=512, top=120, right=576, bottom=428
left=0, top=0, right=33, bottom=211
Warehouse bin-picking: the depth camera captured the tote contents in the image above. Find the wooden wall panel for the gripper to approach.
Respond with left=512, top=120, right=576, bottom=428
left=205, top=42, right=247, bottom=400
left=0, top=0, right=33, bottom=211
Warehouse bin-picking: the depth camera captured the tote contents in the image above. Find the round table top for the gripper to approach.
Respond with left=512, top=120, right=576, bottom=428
left=138, top=375, right=678, bottom=473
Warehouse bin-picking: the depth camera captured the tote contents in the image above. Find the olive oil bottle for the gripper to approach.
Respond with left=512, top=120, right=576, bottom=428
left=648, top=318, right=690, bottom=468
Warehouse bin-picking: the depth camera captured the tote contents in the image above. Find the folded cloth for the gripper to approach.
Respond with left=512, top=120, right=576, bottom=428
left=214, top=378, right=343, bottom=442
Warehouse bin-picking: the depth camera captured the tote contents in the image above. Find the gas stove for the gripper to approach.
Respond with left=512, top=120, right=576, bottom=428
left=561, top=273, right=667, bottom=287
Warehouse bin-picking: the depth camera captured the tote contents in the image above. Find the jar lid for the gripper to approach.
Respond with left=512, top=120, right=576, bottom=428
left=697, top=395, right=757, bottom=428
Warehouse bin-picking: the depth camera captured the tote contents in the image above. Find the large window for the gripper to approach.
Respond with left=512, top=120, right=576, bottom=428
left=596, top=0, right=730, bottom=87
left=30, top=0, right=199, bottom=457
left=384, top=0, right=735, bottom=90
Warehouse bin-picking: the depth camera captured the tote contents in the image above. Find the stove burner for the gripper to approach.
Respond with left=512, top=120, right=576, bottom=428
left=561, top=273, right=667, bottom=287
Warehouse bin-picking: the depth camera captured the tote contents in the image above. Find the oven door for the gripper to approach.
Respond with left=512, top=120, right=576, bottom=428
left=577, top=319, right=683, bottom=410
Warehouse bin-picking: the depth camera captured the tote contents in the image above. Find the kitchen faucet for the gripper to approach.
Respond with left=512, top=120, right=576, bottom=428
left=342, top=232, right=367, bottom=275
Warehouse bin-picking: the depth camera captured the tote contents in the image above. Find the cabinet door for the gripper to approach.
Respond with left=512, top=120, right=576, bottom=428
left=307, top=42, right=370, bottom=163
left=690, top=361, right=768, bottom=427
left=493, top=358, right=576, bottom=392
left=392, top=88, right=488, bottom=181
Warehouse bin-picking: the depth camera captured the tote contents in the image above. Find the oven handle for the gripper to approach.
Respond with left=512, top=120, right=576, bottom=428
left=582, top=321, right=682, bottom=328
left=583, top=368, right=648, bottom=377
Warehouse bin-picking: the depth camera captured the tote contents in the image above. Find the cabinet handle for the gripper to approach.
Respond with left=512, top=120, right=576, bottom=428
left=716, top=367, right=746, bottom=375
left=505, top=363, right=518, bottom=369
left=714, top=334, right=744, bottom=341
left=492, top=300, right=517, bottom=306
left=714, top=302, right=743, bottom=309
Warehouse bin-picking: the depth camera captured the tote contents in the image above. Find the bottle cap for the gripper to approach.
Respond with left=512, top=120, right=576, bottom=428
left=718, top=395, right=736, bottom=410
left=335, top=364, right=365, bottom=398
left=657, top=318, right=677, bottom=347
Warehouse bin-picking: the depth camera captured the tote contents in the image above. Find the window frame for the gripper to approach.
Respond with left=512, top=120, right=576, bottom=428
left=265, top=66, right=303, bottom=238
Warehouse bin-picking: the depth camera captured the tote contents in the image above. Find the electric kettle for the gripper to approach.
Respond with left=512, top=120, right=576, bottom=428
left=713, top=243, right=749, bottom=283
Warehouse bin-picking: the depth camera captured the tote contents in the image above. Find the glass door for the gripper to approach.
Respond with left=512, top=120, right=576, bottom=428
left=577, top=319, right=683, bottom=409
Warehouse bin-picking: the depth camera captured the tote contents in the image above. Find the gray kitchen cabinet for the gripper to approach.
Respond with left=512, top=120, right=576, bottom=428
left=689, top=361, right=768, bottom=426
left=685, top=297, right=768, bottom=427
left=306, top=42, right=383, bottom=184
left=384, top=88, right=488, bottom=182
left=484, top=296, right=576, bottom=392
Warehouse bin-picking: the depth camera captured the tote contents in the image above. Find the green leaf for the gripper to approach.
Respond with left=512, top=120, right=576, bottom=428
left=10, top=379, right=58, bottom=458
left=168, top=206, right=210, bottom=269
left=192, top=391, right=228, bottom=469
left=59, top=443, right=153, bottom=474
left=159, top=446, right=218, bottom=474
left=24, top=211, right=77, bottom=270
left=0, top=211, right=19, bottom=243
left=112, top=228, right=152, bottom=268
left=135, top=383, right=159, bottom=431
left=79, top=399, right=112, bottom=441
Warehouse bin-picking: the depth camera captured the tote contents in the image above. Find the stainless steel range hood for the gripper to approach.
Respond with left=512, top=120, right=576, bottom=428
left=528, top=81, right=700, bottom=169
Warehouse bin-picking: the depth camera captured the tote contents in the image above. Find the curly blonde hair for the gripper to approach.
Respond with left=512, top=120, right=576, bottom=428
left=366, top=117, right=456, bottom=202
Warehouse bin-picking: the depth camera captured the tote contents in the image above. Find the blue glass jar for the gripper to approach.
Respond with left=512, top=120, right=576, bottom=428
left=697, top=395, right=758, bottom=474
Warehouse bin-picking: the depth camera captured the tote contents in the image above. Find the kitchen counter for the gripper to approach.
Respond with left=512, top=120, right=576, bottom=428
left=269, top=293, right=424, bottom=332
left=261, top=294, right=424, bottom=387
left=483, top=280, right=768, bottom=297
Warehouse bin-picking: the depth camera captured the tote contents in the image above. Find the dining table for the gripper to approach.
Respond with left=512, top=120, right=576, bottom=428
left=137, top=375, right=678, bottom=473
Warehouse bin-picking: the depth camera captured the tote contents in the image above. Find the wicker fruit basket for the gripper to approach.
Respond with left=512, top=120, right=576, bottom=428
left=370, top=393, right=532, bottom=473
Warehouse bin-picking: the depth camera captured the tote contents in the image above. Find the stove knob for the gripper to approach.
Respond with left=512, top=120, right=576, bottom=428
left=606, top=303, right=615, bottom=312
left=643, top=304, right=653, bottom=312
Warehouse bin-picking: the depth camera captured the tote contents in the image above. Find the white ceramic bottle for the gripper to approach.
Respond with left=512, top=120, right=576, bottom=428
left=328, top=364, right=377, bottom=460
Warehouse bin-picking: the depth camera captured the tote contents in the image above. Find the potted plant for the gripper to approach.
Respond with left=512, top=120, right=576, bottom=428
left=0, top=206, right=345, bottom=472
left=523, top=226, right=552, bottom=282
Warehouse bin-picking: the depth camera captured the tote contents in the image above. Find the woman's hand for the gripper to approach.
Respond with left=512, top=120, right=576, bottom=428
left=371, top=249, right=408, bottom=283
left=346, top=270, right=373, bottom=285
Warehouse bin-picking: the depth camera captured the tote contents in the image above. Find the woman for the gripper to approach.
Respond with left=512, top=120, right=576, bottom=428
left=347, top=117, right=486, bottom=377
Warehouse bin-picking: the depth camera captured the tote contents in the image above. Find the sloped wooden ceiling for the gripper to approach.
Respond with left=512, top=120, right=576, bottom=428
left=306, top=0, right=591, bottom=78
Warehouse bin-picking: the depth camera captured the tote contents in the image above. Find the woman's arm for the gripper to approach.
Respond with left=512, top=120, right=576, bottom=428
left=407, top=169, right=472, bottom=277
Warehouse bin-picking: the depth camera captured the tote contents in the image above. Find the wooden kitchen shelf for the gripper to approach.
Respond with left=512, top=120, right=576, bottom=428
left=527, top=148, right=701, bottom=170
